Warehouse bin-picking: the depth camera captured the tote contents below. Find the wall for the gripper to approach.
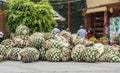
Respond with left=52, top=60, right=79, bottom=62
left=86, top=0, right=120, bottom=8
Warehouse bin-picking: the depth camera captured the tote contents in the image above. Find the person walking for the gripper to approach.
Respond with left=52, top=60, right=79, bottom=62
left=77, top=25, right=87, bottom=39
left=51, top=25, right=60, bottom=35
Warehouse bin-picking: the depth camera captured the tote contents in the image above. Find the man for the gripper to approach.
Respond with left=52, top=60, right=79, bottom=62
left=51, top=25, right=60, bottom=35
left=66, top=28, right=71, bottom=34
left=77, top=25, right=87, bottom=39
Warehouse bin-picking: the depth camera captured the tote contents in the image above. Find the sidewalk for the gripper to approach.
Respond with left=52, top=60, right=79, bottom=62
left=0, top=61, right=120, bottom=73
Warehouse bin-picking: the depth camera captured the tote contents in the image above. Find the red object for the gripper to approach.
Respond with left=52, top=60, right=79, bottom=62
left=87, top=33, right=93, bottom=39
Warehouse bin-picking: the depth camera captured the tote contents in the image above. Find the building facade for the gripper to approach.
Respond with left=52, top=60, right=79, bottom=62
left=84, top=0, right=120, bottom=38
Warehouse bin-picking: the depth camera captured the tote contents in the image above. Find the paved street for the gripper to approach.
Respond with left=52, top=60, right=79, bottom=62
left=0, top=61, right=120, bottom=73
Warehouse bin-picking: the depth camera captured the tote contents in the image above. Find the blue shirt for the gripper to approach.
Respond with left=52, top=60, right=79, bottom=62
left=77, top=28, right=87, bottom=39
left=51, top=28, right=60, bottom=35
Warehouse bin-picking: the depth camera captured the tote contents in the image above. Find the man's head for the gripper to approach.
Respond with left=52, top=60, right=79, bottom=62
left=54, top=25, right=58, bottom=28
left=80, top=25, right=83, bottom=29
left=66, top=28, right=69, bottom=31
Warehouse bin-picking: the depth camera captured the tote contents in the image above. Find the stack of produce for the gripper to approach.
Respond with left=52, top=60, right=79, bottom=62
left=0, top=25, right=119, bottom=63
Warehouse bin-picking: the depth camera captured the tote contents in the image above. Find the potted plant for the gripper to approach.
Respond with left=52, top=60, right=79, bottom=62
left=111, top=36, right=119, bottom=45
left=100, top=36, right=109, bottom=45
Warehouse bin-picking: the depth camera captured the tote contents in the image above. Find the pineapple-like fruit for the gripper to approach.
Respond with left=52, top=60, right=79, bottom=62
left=100, top=53, right=120, bottom=62
left=0, top=55, right=3, bottom=61
left=29, top=34, right=45, bottom=48
left=60, top=30, right=72, bottom=43
left=104, top=45, right=118, bottom=54
left=45, top=48, right=61, bottom=62
left=55, top=35, right=71, bottom=48
left=81, top=47, right=99, bottom=62
left=71, top=44, right=85, bottom=62
left=55, top=34, right=68, bottom=43
left=73, top=37, right=84, bottom=45
left=39, top=47, right=46, bottom=60
left=111, top=45, right=120, bottom=53
left=99, top=45, right=120, bottom=62
left=71, top=34, right=78, bottom=42
left=1, top=39, right=14, bottom=47
left=83, top=39, right=94, bottom=47
left=0, top=44, right=9, bottom=59
left=1, top=39, right=13, bottom=54
left=18, top=47, right=40, bottom=63
left=15, top=25, right=29, bottom=36
left=7, top=47, right=22, bottom=61
left=12, top=35, right=29, bottom=48
left=44, top=33, right=56, bottom=40
left=43, top=39, right=63, bottom=49
left=32, top=32, right=44, bottom=37
left=93, top=43, right=104, bottom=55
left=71, top=34, right=84, bottom=45
left=61, top=47, right=71, bottom=62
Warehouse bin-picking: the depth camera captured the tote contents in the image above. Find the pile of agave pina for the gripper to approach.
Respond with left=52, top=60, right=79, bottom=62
left=0, top=25, right=120, bottom=63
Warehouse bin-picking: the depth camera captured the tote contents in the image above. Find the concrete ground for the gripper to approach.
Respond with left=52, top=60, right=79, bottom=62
left=0, top=61, right=120, bottom=73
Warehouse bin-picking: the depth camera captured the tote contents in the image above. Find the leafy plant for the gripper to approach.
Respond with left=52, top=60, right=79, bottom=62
left=5, top=0, right=56, bottom=34
left=100, top=36, right=109, bottom=42
left=89, top=37, right=97, bottom=43
left=113, top=36, right=119, bottom=41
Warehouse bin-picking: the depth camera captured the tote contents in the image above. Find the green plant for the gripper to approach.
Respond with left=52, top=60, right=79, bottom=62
left=113, top=36, right=119, bottom=41
left=100, top=36, right=109, bottom=42
left=5, top=0, right=56, bottom=34
left=89, top=37, right=97, bottom=43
